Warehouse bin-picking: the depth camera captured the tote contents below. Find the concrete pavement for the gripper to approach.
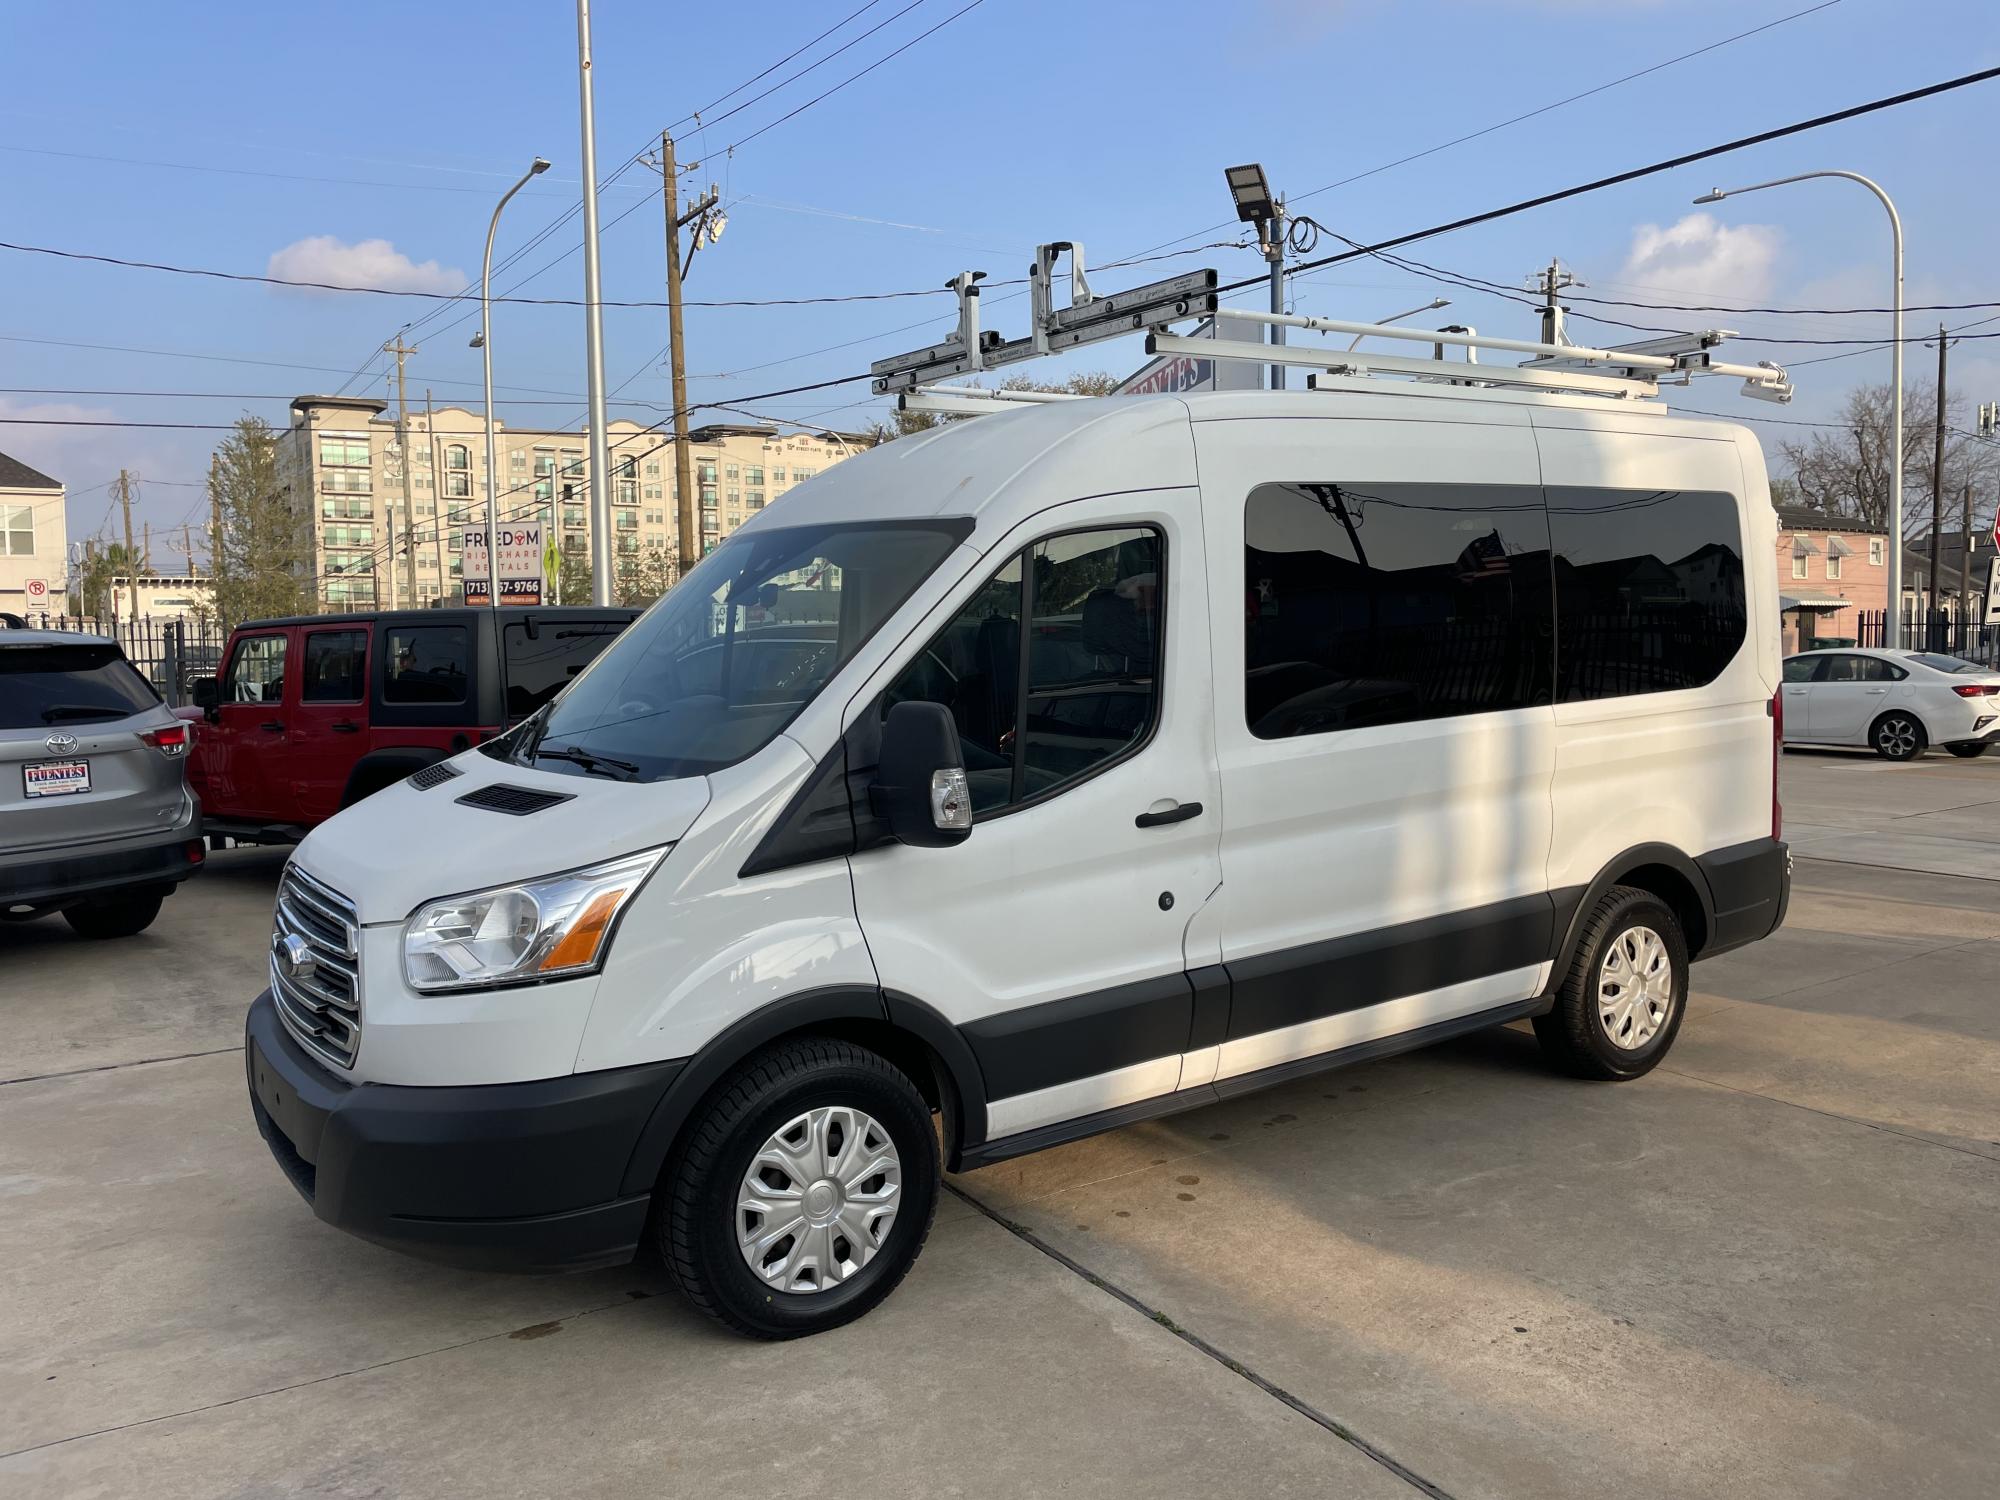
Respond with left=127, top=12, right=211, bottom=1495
left=3, top=757, right=1998, bottom=1497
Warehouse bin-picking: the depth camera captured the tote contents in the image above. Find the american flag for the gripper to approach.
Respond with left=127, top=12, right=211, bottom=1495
left=1455, top=529, right=1512, bottom=581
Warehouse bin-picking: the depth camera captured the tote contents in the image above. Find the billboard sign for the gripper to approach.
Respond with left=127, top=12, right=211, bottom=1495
left=461, top=522, right=546, bottom=606
left=1116, top=315, right=1263, bottom=396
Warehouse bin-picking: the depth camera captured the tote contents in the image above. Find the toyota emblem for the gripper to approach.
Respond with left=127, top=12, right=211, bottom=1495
left=273, top=932, right=316, bottom=986
left=45, top=733, right=79, bottom=755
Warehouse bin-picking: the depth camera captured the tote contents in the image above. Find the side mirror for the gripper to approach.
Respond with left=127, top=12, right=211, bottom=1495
left=190, top=676, right=220, bottom=720
left=871, top=701, right=972, bottom=848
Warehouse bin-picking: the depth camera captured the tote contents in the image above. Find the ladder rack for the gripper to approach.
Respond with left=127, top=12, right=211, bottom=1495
left=868, top=239, right=1794, bottom=410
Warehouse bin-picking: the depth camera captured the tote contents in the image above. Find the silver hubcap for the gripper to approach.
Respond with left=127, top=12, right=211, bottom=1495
left=1878, top=718, right=1918, bottom=756
left=1598, top=924, right=1673, bottom=1050
left=737, top=1106, right=901, bottom=1294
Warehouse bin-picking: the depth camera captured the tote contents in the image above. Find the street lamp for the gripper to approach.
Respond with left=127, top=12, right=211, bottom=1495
left=1347, top=298, right=1451, bottom=351
left=1696, top=171, right=1904, bottom=646
left=477, top=156, right=551, bottom=611
left=1225, top=163, right=1288, bottom=391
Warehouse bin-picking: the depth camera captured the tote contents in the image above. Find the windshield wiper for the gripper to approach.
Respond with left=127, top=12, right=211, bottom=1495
left=41, top=704, right=130, bottom=723
left=531, top=744, right=640, bottom=780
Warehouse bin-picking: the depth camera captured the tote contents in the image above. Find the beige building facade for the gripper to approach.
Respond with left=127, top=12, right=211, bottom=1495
left=0, top=451, right=67, bottom=619
left=282, top=396, right=868, bottom=610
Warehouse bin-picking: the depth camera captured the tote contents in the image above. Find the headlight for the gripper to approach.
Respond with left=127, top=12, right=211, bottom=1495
left=402, top=848, right=666, bottom=993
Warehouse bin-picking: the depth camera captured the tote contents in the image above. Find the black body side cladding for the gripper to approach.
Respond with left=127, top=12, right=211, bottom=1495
left=1695, top=837, right=1790, bottom=958
left=962, top=972, right=1193, bottom=1101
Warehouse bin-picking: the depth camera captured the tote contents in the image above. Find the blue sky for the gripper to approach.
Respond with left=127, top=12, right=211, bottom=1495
left=3, top=0, right=1997, bottom=555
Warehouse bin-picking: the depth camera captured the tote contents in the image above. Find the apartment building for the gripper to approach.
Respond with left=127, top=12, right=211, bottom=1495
left=283, top=396, right=868, bottom=609
left=0, top=450, right=66, bottom=618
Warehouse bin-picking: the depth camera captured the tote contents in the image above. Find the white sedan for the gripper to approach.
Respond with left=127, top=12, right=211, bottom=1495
left=1781, top=648, right=2000, bottom=761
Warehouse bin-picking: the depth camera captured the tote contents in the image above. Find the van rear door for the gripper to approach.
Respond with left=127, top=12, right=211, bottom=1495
left=1190, top=407, right=1559, bottom=1085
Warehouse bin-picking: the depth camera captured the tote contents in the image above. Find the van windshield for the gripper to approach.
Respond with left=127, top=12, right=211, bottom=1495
left=493, top=519, right=966, bottom=782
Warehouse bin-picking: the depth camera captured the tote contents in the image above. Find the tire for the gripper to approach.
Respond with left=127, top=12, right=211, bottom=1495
left=62, top=891, right=163, bottom=940
left=1533, top=885, right=1689, bottom=1081
left=658, top=1037, right=939, bottom=1340
left=1947, top=742, right=1990, bottom=759
left=1870, top=711, right=1927, bottom=761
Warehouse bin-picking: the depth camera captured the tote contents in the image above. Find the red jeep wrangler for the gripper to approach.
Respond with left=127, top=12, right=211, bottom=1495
left=186, top=607, right=635, bottom=843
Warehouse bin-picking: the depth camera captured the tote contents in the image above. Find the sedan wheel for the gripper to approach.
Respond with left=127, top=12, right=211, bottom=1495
left=1872, top=713, right=1926, bottom=761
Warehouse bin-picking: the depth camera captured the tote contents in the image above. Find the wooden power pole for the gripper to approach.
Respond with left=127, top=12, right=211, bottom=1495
left=660, top=131, right=717, bottom=582
left=386, top=335, right=420, bottom=609
left=182, top=524, right=196, bottom=577
left=115, top=469, right=139, bottom=623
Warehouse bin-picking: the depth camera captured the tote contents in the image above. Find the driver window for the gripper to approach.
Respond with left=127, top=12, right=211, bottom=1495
left=224, top=634, right=287, bottom=703
left=885, top=525, right=1164, bottom=816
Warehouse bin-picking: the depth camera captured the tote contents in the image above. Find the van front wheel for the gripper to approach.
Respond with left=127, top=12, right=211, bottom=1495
left=1534, top=886, right=1688, bottom=1081
left=658, top=1037, right=939, bottom=1339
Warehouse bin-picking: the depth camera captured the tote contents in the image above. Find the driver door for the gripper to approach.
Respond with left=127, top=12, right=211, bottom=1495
left=210, top=630, right=292, bottom=819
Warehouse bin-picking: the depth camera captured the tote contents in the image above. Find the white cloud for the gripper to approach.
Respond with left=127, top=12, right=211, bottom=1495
left=266, top=235, right=465, bottom=295
left=1615, top=212, right=1782, bottom=306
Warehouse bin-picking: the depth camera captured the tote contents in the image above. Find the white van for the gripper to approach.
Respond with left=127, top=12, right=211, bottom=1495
left=247, top=385, right=1790, bottom=1338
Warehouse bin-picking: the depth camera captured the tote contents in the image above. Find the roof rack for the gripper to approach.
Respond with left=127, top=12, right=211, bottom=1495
left=870, top=240, right=1793, bottom=410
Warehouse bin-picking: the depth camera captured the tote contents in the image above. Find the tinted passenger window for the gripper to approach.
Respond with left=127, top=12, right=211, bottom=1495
left=1782, top=656, right=1820, bottom=683
left=887, top=526, right=1163, bottom=813
left=1820, top=654, right=1901, bottom=683
left=301, top=630, right=367, bottom=702
left=0, top=643, right=158, bottom=729
left=1244, top=482, right=1552, bottom=738
left=224, top=634, right=287, bottom=704
left=503, top=621, right=624, bottom=719
left=384, top=626, right=470, bottom=704
left=1546, top=488, right=1745, bottom=700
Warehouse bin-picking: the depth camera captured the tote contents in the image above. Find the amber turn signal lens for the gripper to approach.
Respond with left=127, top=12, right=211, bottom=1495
left=538, top=888, right=625, bottom=973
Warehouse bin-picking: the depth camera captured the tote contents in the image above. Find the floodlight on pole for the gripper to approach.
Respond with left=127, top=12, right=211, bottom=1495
left=1224, top=163, right=1276, bottom=225
left=1696, top=171, right=1903, bottom=645
left=1223, top=162, right=1289, bottom=391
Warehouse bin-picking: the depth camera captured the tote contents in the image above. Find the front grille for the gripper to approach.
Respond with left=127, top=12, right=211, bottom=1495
left=455, top=783, right=575, bottom=816
left=407, top=761, right=463, bottom=791
left=271, top=865, right=362, bottom=1070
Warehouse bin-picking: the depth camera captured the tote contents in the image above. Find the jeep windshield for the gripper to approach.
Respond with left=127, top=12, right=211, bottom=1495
left=493, top=519, right=967, bottom=782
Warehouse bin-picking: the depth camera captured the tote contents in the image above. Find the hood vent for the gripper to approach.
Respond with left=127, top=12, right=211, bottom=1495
left=407, top=762, right=463, bottom=791
left=455, top=783, right=576, bottom=816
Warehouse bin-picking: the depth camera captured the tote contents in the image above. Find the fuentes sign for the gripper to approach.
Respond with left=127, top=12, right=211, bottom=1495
left=462, top=522, right=546, bottom=606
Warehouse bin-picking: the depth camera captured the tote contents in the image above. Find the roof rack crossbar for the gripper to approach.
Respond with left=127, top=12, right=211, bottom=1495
left=899, top=386, right=1087, bottom=418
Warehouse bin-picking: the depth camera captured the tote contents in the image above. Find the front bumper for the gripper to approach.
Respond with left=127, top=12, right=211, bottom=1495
left=0, top=805, right=204, bottom=913
left=245, top=992, right=685, bottom=1272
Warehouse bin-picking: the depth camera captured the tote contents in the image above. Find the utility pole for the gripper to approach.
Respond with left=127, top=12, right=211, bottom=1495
left=657, top=130, right=718, bottom=582
left=182, top=524, right=195, bottom=577
left=141, top=522, right=151, bottom=573
left=1928, top=323, right=1950, bottom=647
left=1266, top=194, right=1288, bottom=391
left=1538, top=260, right=1580, bottom=347
left=1962, top=481, right=1975, bottom=640
left=386, top=335, right=420, bottom=610
left=575, top=0, right=615, bottom=606
left=426, top=390, right=448, bottom=602
left=116, top=469, right=139, bottom=623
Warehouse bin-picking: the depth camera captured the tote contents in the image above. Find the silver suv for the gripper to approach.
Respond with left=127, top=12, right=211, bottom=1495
left=0, top=629, right=204, bottom=938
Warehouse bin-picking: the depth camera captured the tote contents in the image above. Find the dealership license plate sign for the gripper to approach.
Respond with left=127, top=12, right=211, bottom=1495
left=23, top=760, right=90, bottom=798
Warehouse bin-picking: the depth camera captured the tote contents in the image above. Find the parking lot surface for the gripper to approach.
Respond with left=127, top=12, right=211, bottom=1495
left=3, top=751, right=1997, bottom=1498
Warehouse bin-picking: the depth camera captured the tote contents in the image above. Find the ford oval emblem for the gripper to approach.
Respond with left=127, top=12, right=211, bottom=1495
left=45, top=732, right=79, bottom=755
left=272, top=932, right=316, bottom=986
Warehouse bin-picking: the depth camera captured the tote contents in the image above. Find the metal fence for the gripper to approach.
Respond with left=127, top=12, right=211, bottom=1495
left=1852, top=611, right=2000, bottom=666
left=29, top=615, right=228, bottom=705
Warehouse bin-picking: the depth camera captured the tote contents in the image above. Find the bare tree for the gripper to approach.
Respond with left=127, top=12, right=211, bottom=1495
left=1779, top=380, right=1996, bottom=542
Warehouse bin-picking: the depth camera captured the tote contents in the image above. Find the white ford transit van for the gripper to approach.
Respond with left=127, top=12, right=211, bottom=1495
left=247, top=385, right=1789, bottom=1338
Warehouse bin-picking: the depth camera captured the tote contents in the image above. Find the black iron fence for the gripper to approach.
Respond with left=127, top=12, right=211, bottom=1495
left=1851, top=610, right=2000, bottom=666
left=29, top=615, right=228, bottom=704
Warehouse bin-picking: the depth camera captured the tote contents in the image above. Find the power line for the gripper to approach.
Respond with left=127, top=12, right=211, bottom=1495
left=674, top=0, right=929, bottom=141
left=667, top=0, right=887, bottom=133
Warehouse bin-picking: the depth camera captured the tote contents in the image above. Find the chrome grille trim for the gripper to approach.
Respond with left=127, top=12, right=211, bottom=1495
left=272, top=865, right=362, bottom=1069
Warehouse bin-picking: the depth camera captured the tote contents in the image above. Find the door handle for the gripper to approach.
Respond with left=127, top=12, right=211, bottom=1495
left=1865, top=688, right=1888, bottom=695
left=259, top=721, right=286, bottom=733
left=330, top=720, right=360, bottom=733
left=1135, top=801, right=1204, bottom=828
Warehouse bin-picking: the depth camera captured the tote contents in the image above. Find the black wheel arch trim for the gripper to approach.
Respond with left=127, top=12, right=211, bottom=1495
left=1551, top=842, right=1718, bottom=974
left=339, top=746, right=448, bottom=806
left=616, top=984, right=989, bottom=1195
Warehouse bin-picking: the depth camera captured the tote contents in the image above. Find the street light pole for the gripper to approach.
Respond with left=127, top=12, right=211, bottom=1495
left=1696, top=171, right=1904, bottom=646
left=478, top=157, right=551, bottom=613
left=576, top=0, right=615, bottom=607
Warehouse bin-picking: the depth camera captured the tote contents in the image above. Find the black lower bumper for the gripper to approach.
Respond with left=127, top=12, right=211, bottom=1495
left=244, top=993, right=685, bottom=1272
left=1696, top=836, right=1791, bottom=960
left=1, top=820, right=204, bottom=913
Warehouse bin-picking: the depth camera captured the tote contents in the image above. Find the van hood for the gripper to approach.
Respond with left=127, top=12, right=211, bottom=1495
left=291, top=752, right=712, bottom=924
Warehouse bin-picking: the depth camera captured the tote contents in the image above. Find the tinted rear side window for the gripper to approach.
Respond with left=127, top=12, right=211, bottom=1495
left=0, top=642, right=160, bottom=729
left=384, top=626, right=470, bottom=704
left=502, top=621, right=626, bottom=719
left=1547, top=487, right=1745, bottom=700
left=1244, top=481, right=1553, bottom=738
left=302, top=630, right=368, bottom=702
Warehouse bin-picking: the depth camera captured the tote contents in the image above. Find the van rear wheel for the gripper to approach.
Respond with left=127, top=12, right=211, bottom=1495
left=658, top=1038, right=939, bottom=1339
left=1534, top=885, right=1688, bottom=1081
